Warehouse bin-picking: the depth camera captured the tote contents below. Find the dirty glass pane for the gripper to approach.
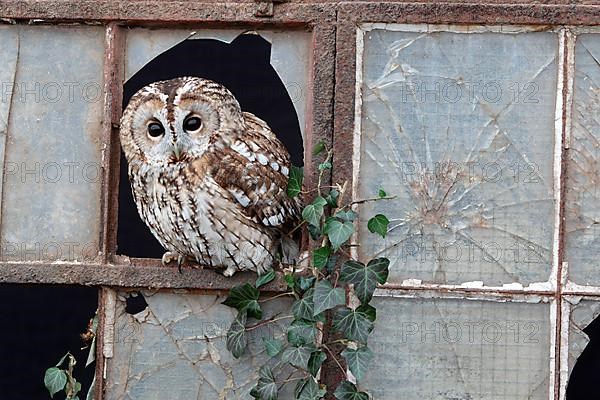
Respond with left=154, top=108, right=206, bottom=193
left=357, top=26, right=558, bottom=286
left=104, top=291, right=293, bottom=400
left=565, top=34, right=600, bottom=287
left=125, top=28, right=310, bottom=139
left=0, top=26, right=104, bottom=262
left=364, top=296, right=552, bottom=399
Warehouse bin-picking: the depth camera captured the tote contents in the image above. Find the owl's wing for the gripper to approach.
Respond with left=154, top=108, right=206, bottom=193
left=206, top=112, right=302, bottom=231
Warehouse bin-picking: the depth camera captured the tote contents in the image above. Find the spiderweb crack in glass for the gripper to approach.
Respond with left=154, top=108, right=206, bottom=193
left=357, top=28, right=558, bottom=286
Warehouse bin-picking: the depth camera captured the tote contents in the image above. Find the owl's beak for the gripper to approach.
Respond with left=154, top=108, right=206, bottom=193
left=170, top=143, right=185, bottom=161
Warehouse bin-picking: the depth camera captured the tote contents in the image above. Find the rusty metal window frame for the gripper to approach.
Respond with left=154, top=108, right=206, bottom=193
left=0, top=1, right=599, bottom=399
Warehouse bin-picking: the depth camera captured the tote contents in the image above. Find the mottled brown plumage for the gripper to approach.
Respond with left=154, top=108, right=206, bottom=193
left=120, top=77, right=301, bottom=276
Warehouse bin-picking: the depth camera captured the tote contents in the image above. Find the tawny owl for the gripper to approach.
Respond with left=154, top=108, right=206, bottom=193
left=120, top=77, right=302, bottom=276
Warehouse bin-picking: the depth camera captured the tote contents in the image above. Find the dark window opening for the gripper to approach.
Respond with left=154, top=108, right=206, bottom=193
left=566, top=313, right=600, bottom=399
left=117, top=33, right=304, bottom=258
left=0, top=285, right=98, bottom=399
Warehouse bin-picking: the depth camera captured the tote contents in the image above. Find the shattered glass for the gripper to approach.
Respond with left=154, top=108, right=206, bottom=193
left=564, top=297, right=600, bottom=379
left=0, top=26, right=104, bottom=262
left=364, top=295, right=552, bottom=399
left=357, top=27, right=558, bottom=286
left=104, top=291, right=294, bottom=400
left=565, top=33, right=600, bottom=287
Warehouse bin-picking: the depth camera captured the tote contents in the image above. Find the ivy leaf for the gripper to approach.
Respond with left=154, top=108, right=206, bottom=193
left=222, top=283, right=262, bottom=319
left=325, top=189, right=339, bottom=207
left=262, top=337, right=284, bottom=357
left=313, top=141, right=326, bottom=156
left=323, top=218, right=354, bottom=251
left=333, top=307, right=374, bottom=343
left=292, top=289, right=315, bottom=321
left=287, top=319, right=317, bottom=346
left=308, top=224, right=322, bottom=240
left=295, top=377, right=326, bottom=400
left=44, top=367, right=67, bottom=398
left=367, top=214, right=390, bottom=238
left=252, top=366, right=278, bottom=400
left=312, top=246, right=331, bottom=270
left=339, top=258, right=390, bottom=304
left=341, top=346, right=374, bottom=380
left=356, top=304, right=377, bottom=322
left=318, top=162, right=332, bottom=170
left=334, top=210, right=357, bottom=222
left=307, top=350, right=327, bottom=377
left=287, top=165, right=304, bottom=198
left=256, top=270, right=276, bottom=289
left=282, top=345, right=314, bottom=369
left=298, top=276, right=316, bottom=292
left=302, top=196, right=327, bottom=227
left=284, top=274, right=296, bottom=290
left=313, top=280, right=345, bottom=316
left=378, top=188, right=387, bottom=198
left=226, top=311, right=248, bottom=358
left=334, top=381, right=369, bottom=400
left=326, top=254, right=338, bottom=274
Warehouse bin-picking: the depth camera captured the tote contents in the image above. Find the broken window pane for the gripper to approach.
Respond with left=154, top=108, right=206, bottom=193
left=357, top=26, right=558, bottom=286
left=0, top=26, right=105, bottom=262
left=104, top=291, right=293, bottom=399
left=364, top=295, right=552, bottom=399
left=565, top=33, right=600, bottom=287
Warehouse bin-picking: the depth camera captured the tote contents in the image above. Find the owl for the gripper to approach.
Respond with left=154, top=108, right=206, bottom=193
left=119, top=77, right=302, bottom=276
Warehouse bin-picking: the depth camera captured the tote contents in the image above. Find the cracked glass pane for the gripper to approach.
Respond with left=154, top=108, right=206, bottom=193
left=0, top=26, right=104, bottom=262
left=104, top=291, right=293, bottom=400
left=125, top=28, right=310, bottom=139
left=565, top=297, right=600, bottom=378
left=357, top=26, right=558, bottom=286
left=364, top=296, right=552, bottom=399
left=565, top=33, right=600, bottom=286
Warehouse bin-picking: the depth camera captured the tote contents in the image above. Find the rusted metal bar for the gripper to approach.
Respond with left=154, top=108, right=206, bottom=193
left=99, top=23, right=125, bottom=263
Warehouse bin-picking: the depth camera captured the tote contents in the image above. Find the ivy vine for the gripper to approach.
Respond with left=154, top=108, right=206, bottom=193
left=223, top=142, right=392, bottom=399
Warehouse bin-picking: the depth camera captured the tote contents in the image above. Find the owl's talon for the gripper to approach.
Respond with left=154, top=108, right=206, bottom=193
left=162, top=252, right=187, bottom=272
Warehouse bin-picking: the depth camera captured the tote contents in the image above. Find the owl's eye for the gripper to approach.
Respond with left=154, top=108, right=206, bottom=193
left=183, top=115, right=202, bottom=133
left=147, top=121, right=165, bottom=139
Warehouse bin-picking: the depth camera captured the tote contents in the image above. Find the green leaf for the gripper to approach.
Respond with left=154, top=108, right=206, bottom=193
left=326, top=255, right=338, bottom=274
left=282, top=345, right=314, bottom=369
left=334, top=381, right=369, bottom=400
left=323, top=219, right=354, bottom=250
left=334, top=210, right=357, bottom=222
left=378, top=188, right=387, bottom=198
left=284, top=274, right=296, bottom=290
left=325, top=189, right=339, bottom=207
left=367, top=214, right=390, bottom=238
left=313, top=280, right=345, bottom=316
left=339, top=258, right=390, bottom=304
left=256, top=270, right=276, bottom=288
left=312, top=141, right=326, bottom=156
left=307, top=224, right=322, bottom=240
left=222, top=283, right=262, bottom=319
left=295, top=377, right=326, bottom=400
left=312, top=246, right=331, bottom=270
left=44, top=367, right=67, bottom=398
left=341, top=346, right=374, bottom=380
left=333, top=307, right=374, bottom=343
left=287, top=319, right=317, bottom=346
left=298, top=276, right=316, bottom=292
left=253, top=365, right=278, bottom=400
left=226, top=311, right=248, bottom=358
left=262, top=337, right=284, bottom=357
left=318, top=162, right=332, bottom=170
left=72, top=381, right=82, bottom=395
left=356, top=304, right=377, bottom=322
left=302, top=196, right=327, bottom=227
left=292, top=289, right=315, bottom=320
left=287, top=165, right=304, bottom=198
left=307, top=350, right=327, bottom=377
